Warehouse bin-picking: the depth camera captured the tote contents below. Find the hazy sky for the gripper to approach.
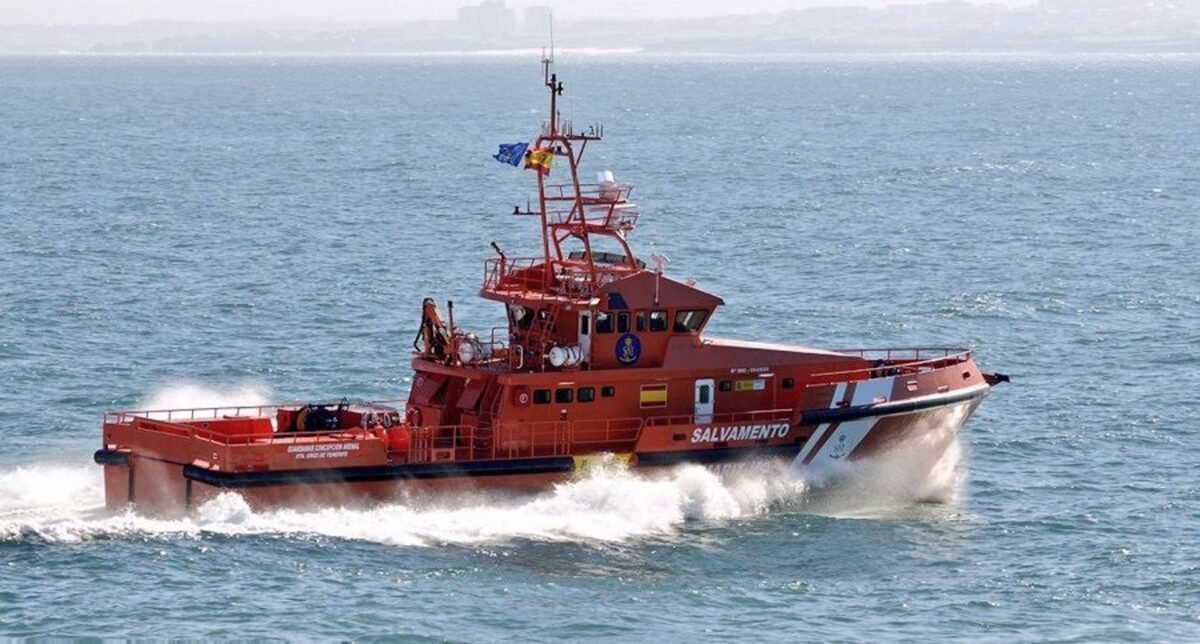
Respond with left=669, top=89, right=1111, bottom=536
left=0, top=0, right=1034, bottom=25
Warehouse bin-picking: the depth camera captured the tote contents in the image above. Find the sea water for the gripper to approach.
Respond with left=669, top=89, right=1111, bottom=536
left=0, top=54, right=1197, bottom=639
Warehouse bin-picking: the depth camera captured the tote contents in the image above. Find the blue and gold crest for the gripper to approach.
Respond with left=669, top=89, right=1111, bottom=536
left=615, top=333, right=641, bottom=365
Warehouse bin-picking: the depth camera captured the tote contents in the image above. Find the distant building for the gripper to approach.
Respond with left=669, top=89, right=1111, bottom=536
left=458, top=1, right=517, bottom=37
left=524, top=6, right=553, bottom=39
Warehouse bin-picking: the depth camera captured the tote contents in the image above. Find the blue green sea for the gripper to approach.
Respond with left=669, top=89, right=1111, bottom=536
left=0, top=54, right=1197, bottom=639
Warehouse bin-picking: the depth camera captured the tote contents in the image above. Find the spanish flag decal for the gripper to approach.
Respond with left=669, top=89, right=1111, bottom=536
left=525, top=148, right=554, bottom=175
left=639, top=383, right=668, bottom=408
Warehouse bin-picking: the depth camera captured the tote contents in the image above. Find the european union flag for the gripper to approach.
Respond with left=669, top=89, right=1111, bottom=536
left=493, top=142, right=528, bottom=167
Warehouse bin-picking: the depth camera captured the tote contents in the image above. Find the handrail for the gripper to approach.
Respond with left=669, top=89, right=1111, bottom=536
left=104, top=398, right=406, bottom=424
left=645, top=408, right=793, bottom=427
left=832, top=347, right=970, bottom=361
left=810, top=349, right=972, bottom=382
left=120, top=415, right=385, bottom=447
left=541, top=182, right=632, bottom=203
left=114, top=413, right=647, bottom=458
left=482, top=256, right=637, bottom=299
left=104, top=404, right=281, bottom=425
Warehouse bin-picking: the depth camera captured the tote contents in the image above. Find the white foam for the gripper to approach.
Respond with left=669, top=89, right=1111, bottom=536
left=796, top=412, right=968, bottom=519
left=0, top=440, right=965, bottom=545
left=135, top=381, right=275, bottom=419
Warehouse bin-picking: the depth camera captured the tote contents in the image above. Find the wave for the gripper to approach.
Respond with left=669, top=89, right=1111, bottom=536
left=135, top=381, right=275, bottom=417
left=0, top=442, right=963, bottom=546
left=4, top=380, right=964, bottom=544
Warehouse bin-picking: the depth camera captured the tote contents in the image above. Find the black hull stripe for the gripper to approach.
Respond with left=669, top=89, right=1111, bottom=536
left=800, top=384, right=989, bottom=425
left=183, top=456, right=576, bottom=489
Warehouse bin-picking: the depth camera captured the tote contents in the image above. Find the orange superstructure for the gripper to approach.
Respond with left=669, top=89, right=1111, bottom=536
left=96, top=56, right=1006, bottom=514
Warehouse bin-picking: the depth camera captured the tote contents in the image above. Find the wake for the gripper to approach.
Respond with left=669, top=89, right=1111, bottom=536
left=0, top=382, right=966, bottom=545
left=0, top=446, right=963, bottom=546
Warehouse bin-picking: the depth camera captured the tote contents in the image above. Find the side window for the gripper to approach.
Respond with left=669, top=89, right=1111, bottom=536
left=782, top=377, right=795, bottom=389
left=649, top=310, right=668, bottom=332
left=555, top=388, right=574, bottom=404
left=635, top=311, right=647, bottom=332
left=601, top=385, right=616, bottom=398
left=617, top=312, right=631, bottom=334
left=579, top=314, right=589, bottom=335
left=578, top=387, right=596, bottom=402
left=698, top=384, right=711, bottom=404
left=596, top=311, right=614, bottom=334
left=674, top=309, right=709, bottom=333
left=533, top=389, right=552, bottom=405
left=719, top=380, right=733, bottom=392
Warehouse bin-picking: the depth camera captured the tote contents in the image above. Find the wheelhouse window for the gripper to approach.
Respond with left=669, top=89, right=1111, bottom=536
left=555, top=388, right=574, bottom=404
left=674, top=309, right=709, bottom=333
left=617, top=312, right=631, bottom=334
left=533, top=389, right=552, bottom=404
left=578, top=387, right=596, bottom=402
left=649, top=310, right=668, bottom=332
left=509, top=304, right=534, bottom=330
left=636, top=311, right=647, bottom=332
left=596, top=311, right=614, bottom=334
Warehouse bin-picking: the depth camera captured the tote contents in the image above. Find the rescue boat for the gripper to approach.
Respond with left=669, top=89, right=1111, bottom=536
left=95, top=57, right=1007, bottom=513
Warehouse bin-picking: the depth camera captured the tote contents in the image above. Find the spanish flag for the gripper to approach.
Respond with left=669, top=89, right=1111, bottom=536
left=525, top=148, right=554, bottom=175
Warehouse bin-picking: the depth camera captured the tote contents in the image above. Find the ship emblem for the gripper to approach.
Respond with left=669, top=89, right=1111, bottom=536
left=828, top=433, right=849, bottom=459
left=616, top=333, right=641, bottom=365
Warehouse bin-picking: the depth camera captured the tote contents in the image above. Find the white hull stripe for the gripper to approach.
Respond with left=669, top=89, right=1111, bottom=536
left=808, top=417, right=878, bottom=465
left=795, top=423, right=831, bottom=463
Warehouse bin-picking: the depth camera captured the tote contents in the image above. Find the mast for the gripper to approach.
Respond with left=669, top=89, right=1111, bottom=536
left=538, top=49, right=557, bottom=286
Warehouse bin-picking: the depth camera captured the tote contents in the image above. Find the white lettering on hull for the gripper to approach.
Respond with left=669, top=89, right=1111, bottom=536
left=690, top=423, right=790, bottom=444
left=286, top=442, right=362, bottom=460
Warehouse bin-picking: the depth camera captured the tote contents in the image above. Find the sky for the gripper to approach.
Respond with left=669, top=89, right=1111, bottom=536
left=0, top=0, right=1035, bottom=25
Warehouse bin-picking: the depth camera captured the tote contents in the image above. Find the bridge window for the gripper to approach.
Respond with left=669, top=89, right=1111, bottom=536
left=556, top=388, right=574, bottom=404
left=578, top=387, right=596, bottom=402
left=674, top=309, right=709, bottom=333
left=596, top=311, right=614, bottom=334
left=636, top=311, right=647, bottom=332
left=533, top=389, right=551, bottom=405
left=601, top=385, right=616, bottom=398
left=617, top=312, right=630, bottom=333
left=649, top=310, right=668, bottom=332
left=509, top=305, right=534, bottom=330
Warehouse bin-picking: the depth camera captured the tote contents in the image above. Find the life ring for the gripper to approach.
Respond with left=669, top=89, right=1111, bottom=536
left=293, top=406, right=310, bottom=432
left=405, top=406, right=422, bottom=427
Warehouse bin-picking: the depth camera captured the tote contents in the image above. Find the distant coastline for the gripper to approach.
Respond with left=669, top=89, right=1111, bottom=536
left=2, top=0, right=1198, bottom=56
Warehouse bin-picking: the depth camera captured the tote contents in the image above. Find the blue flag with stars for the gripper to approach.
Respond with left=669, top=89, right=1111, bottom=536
left=493, top=142, right=528, bottom=167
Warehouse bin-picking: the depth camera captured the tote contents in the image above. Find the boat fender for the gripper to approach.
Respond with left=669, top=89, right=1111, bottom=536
left=406, top=406, right=422, bottom=428
left=292, top=405, right=310, bottom=432
left=513, top=387, right=531, bottom=407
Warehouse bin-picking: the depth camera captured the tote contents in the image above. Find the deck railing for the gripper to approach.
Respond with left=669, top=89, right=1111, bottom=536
left=810, top=347, right=973, bottom=384
left=106, top=410, right=646, bottom=465
left=644, top=408, right=794, bottom=428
